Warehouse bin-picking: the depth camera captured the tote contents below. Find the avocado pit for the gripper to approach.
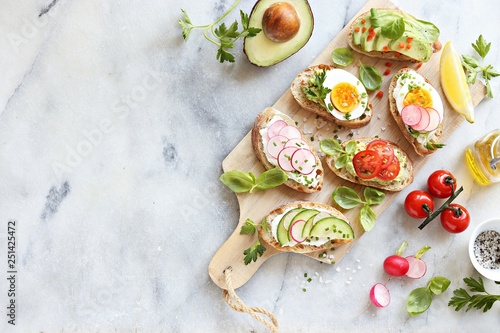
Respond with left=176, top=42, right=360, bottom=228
left=262, top=2, right=300, bottom=43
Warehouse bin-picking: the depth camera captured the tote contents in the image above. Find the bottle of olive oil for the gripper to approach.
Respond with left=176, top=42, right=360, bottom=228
left=465, top=129, right=500, bottom=185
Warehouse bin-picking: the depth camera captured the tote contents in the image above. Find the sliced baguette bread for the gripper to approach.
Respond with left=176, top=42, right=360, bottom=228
left=251, top=107, right=324, bottom=193
left=290, top=64, right=373, bottom=128
left=388, top=68, right=444, bottom=156
left=324, top=137, right=414, bottom=191
left=259, top=201, right=354, bottom=254
left=347, top=9, right=442, bottom=63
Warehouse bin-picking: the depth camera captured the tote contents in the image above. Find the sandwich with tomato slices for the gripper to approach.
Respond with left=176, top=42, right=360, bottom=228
left=320, top=137, right=414, bottom=191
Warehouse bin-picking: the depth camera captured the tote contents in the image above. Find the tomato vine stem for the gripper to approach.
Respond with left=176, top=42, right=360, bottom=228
left=418, top=186, right=464, bottom=230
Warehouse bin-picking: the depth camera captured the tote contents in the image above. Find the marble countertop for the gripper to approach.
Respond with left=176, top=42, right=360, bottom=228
left=1, top=0, right=500, bottom=332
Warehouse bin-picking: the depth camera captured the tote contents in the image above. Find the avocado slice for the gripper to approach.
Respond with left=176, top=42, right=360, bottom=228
left=309, top=217, right=354, bottom=240
left=244, top=0, right=314, bottom=67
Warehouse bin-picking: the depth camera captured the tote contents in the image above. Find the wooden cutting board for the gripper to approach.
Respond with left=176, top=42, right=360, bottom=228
left=208, top=0, right=486, bottom=290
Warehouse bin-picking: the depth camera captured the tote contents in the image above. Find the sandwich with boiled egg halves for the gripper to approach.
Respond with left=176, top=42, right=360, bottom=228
left=291, top=64, right=373, bottom=128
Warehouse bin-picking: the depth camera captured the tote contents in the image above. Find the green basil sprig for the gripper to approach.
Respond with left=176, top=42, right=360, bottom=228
left=381, top=17, right=405, bottom=40
left=359, top=61, right=382, bottom=91
left=220, top=168, right=287, bottom=193
left=320, top=138, right=356, bottom=169
left=407, top=276, right=451, bottom=315
left=331, top=47, right=354, bottom=67
left=332, top=186, right=385, bottom=231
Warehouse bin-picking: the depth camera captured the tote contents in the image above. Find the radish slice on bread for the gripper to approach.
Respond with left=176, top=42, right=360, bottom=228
left=267, top=120, right=288, bottom=138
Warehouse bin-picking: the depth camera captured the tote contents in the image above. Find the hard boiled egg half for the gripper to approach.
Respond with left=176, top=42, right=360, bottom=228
left=323, top=68, right=368, bottom=121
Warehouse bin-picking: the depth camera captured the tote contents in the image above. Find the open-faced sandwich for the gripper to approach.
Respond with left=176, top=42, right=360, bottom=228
left=320, top=137, right=414, bottom=191
left=348, top=8, right=441, bottom=63
left=291, top=64, right=373, bottom=128
left=259, top=201, right=354, bottom=253
left=388, top=68, right=444, bottom=156
left=251, top=107, right=324, bottom=193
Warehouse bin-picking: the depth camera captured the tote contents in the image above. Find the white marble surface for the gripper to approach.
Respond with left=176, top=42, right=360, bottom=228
left=1, top=0, right=500, bottom=332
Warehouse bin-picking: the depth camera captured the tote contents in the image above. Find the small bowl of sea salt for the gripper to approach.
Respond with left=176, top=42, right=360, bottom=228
left=468, top=218, right=500, bottom=282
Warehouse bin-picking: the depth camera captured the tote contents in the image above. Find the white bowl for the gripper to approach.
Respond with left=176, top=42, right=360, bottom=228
left=468, top=218, right=500, bottom=282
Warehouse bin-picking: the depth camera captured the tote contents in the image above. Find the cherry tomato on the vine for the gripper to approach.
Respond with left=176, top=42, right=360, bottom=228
left=427, top=170, right=457, bottom=198
left=440, top=204, right=470, bottom=233
left=404, top=190, right=434, bottom=219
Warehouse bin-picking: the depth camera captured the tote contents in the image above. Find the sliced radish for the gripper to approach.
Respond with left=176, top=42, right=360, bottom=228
left=405, top=256, right=427, bottom=279
left=289, top=219, right=307, bottom=243
left=279, top=125, right=302, bottom=139
left=410, top=106, right=431, bottom=131
left=370, top=283, right=391, bottom=308
left=267, top=120, right=288, bottom=138
left=405, top=245, right=430, bottom=279
left=285, top=138, right=309, bottom=150
left=401, top=105, right=423, bottom=126
left=291, top=148, right=316, bottom=175
left=277, top=146, right=299, bottom=172
left=266, top=135, right=288, bottom=158
left=421, top=108, right=441, bottom=132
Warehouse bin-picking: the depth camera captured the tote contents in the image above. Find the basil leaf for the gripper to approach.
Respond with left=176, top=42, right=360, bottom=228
left=331, top=47, right=354, bottom=67
left=370, top=8, right=381, bottom=28
left=407, top=287, right=433, bottom=316
left=360, top=204, right=377, bottom=231
left=320, top=138, right=343, bottom=156
left=334, top=154, right=348, bottom=169
left=345, top=140, right=357, bottom=155
left=254, top=168, right=288, bottom=191
left=364, top=187, right=385, bottom=205
left=220, top=170, right=255, bottom=193
left=428, top=276, right=451, bottom=295
left=381, top=18, right=405, bottom=40
left=359, top=62, right=382, bottom=91
left=333, top=186, right=363, bottom=209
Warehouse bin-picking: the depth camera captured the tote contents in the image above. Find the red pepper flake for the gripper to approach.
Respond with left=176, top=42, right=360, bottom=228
left=417, top=62, right=423, bottom=69
left=385, top=62, right=392, bottom=67
left=362, top=27, right=367, bottom=33
left=406, top=44, right=412, bottom=50
left=407, top=37, right=413, bottom=43
left=399, top=42, right=405, bottom=49
left=383, top=69, right=391, bottom=76
left=367, top=35, right=374, bottom=41
left=376, top=91, right=384, bottom=98
left=383, top=46, right=389, bottom=52
left=355, top=27, right=360, bottom=33
left=361, top=18, right=366, bottom=24
left=395, top=52, right=401, bottom=57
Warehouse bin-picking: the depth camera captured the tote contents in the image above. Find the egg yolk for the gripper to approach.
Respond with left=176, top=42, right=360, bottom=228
left=330, top=82, right=360, bottom=113
left=403, top=87, right=433, bottom=108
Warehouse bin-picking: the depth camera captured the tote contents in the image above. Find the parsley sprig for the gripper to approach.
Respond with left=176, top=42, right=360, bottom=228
left=303, top=68, right=332, bottom=108
left=462, top=35, right=500, bottom=98
left=240, top=219, right=267, bottom=265
left=179, top=0, right=261, bottom=63
left=448, top=277, right=500, bottom=313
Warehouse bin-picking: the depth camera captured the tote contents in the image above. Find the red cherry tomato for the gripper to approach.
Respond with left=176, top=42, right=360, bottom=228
left=367, top=139, right=394, bottom=169
left=404, top=190, right=434, bottom=219
left=383, top=255, right=410, bottom=276
left=353, top=150, right=382, bottom=179
left=427, top=170, right=457, bottom=198
left=377, top=157, right=401, bottom=181
left=440, top=204, right=470, bottom=233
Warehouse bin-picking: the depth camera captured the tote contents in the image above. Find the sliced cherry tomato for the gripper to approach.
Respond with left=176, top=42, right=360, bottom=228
left=367, top=139, right=394, bottom=169
left=427, top=170, right=457, bottom=198
left=440, top=204, right=470, bottom=233
left=404, top=190, right=434, bottom=219
left=353, top=150, right=382, bottom=179
left=377, top=157, right=400, bottom=181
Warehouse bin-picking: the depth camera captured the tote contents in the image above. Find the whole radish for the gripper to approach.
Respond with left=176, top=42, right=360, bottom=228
left=383, top=241, right=410, bottom=276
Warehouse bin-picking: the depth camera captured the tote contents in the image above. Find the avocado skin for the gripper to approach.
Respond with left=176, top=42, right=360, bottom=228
left=244, top=0, right=314, bottom=67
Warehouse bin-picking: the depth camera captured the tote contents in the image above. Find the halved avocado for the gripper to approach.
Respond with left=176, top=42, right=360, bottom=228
left=244, top=0, right=314, bottom=67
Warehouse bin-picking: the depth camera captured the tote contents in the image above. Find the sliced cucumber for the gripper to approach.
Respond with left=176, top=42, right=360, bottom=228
left=309, top=217, right=354, bottom=241
left=302, top=211, right=330, bottom=238
left=289, top=209, right=319, bottom=238
left=277, top=208, right=304, bottom=246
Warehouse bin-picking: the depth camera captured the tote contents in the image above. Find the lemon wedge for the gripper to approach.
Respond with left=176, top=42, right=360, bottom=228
left=440, top=41, right=475, bottom=123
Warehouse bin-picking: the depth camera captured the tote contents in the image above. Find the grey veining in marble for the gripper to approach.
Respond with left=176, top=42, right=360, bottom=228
left=1, top=0, right=500, bottom=332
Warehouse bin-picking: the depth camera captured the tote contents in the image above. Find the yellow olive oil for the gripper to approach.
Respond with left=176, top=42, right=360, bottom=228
left=465, top=129, right=500, bottom=185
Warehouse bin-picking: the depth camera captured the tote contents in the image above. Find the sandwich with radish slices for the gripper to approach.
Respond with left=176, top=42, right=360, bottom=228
left=251, top=107, right=324, bottom=193
left=258, top=201, right=354, bottom=254
left=388, top=68, right=444, bottom=156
